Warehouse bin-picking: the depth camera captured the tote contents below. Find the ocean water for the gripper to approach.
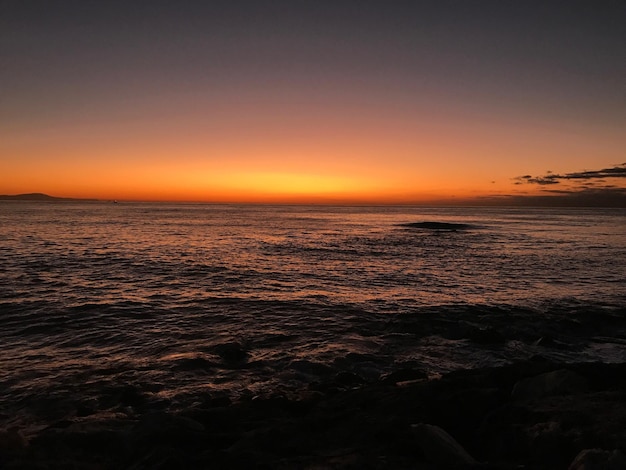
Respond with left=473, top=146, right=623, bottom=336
left=1, top=203, right=625, bottom=431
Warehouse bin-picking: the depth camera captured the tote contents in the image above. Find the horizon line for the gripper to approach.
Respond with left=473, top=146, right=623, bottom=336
left=1, top=192, right=625, bottom=208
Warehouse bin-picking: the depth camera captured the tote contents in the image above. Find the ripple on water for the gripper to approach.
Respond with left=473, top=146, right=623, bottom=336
left=1, top=204, right=625, bottom=430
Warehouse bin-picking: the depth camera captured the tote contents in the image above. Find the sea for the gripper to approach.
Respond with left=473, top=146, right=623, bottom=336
left=1, top=202, right=625, bottom=434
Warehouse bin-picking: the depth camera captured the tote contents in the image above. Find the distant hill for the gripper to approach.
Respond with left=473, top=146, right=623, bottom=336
left=0, top=193, right=96, bottom=201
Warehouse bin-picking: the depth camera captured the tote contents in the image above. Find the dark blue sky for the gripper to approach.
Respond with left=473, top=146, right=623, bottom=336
left=4, top=0, right=624, bottom=119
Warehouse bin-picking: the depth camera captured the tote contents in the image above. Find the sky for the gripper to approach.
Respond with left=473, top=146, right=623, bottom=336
left=1, top=0, right=625, bottom=205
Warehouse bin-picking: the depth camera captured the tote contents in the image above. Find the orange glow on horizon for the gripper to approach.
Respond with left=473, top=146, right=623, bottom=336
left=2, top=91, right=624, bottom=204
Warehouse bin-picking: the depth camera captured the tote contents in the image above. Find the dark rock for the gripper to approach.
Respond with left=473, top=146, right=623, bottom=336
left=0, top=427, right=27, bottom=451
left=65, top=429, right=127, bottom=454
left=209, top=395, right=232, bottom=408
left=477, top=404, right=534, bottom=461
left=512, top=369, right=588, bottom=402
left=128, top=411, right=206, bottom=454
left=431, top=386, right=503, bottom=447
left=571, top=362, right=626, bottom=392
left=333, top=371, right=366, bottom=387
left=290, top=359, right=334, bottom=377
left=400, top=221, right=474, bottom=230
left=8, top=360, right=626, bottom=469
left=411, top=423, right=478, bottom=466
left=569, top=448, right=626, bottom=470
left=50, top=419, right=73, bottom=429
left=468, top=327, right=506, bottom=345
left=526, top=421, right=575, bottom=468
left=381, top=368, right=428, bottom=384
left=193, top=392, right=232, bottom=409
left=127, top=446, right=191, bottom=470
left=180, top=406, right=240, bottom=436
left=116, top=384, right=149, bottom=408
left=533, top=335, right=571, bottom=349
left=75, top=402, right=97, bottom=417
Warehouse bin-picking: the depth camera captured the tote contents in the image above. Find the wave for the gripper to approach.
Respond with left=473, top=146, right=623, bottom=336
left=2, top=298, right=624, bottom=425
left=398, top=221, right=477, bottom=230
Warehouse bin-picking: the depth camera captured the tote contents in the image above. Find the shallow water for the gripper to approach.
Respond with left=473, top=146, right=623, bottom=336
left=1, top=203, right=625, bottom=431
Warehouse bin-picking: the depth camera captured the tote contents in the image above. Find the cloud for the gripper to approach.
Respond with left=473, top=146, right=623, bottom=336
left=515, top=163, right=626, bottom=187
left=516, top=175, right=560, bottom=185
left=485, top=163, right=626, bottom=207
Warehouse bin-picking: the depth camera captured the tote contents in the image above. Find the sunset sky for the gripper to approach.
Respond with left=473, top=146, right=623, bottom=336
left=1, top=1, right=625, bottom=204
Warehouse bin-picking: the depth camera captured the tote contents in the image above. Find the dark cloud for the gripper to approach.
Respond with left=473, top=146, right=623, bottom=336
left=563, top=165, right=626, bottom=180
left=519, top=175, right=560, bottom=185
left=515, top=163, right=626, bottom=186
left=493, top=163, right=626, bottom=207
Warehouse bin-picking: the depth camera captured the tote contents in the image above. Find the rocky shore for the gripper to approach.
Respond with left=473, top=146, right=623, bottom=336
left=2, top=358, right=626, bottom=469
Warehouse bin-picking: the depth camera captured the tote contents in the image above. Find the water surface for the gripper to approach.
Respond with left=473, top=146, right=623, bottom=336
left=1, top=203, right=625, bottom=432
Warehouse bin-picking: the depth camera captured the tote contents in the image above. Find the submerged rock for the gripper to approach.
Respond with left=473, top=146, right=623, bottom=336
left=512, top=369, right=588, bottom=401
left=381, top=368, right=428, bottom=384
left=399, top=221, right=474, bottom=231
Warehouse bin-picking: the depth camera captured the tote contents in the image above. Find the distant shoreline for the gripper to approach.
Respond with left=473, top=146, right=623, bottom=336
left=1, top=192, right=625, bottom=207
left=0, top=193, right=99, bottom=202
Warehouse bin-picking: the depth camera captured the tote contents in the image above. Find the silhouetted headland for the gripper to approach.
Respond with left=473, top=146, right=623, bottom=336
left=0, top=193, right=97, bottom=201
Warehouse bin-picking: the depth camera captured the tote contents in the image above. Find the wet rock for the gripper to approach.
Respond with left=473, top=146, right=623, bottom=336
left=569, top=448, right=626, bottom=470
left=127, top=446, right=192, bottom=470
left=103, top=384, right=149, bottom=409
left=193, top=391, right=232, bottom=409
left=61, top=428, right=127, bottom=454
left=128, top=411, right=206, bottom=454
left=180, top=406, right=240, bottom=439
left=476, top=404, right=532, bottom=461
left=209, top=395, right=232, bottom=408
left=7, top=360, right=626, bottom=469
left=468, top=326, right=506, bottom=345
left=512, top=369, right=588, bottom=402
left=381, top=368, right=428, bottom=384
left=411, top=423, right=477, bottom=466
left=533, top=335, right=571, bottom=349
left=572, top=362, right=626, bottom=392
left=75, top=400, right=98, bottom=417
left=334, top=371, right=366, bottom=387
left=431, top=386, right=503, bottom=444
left=227, top=426, right=291, bottom=455
left=308, top=380, right=342, bottom=395
left=121, top=387, right=148, bottom=408
left=527, top=421, right=574, bottom=468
